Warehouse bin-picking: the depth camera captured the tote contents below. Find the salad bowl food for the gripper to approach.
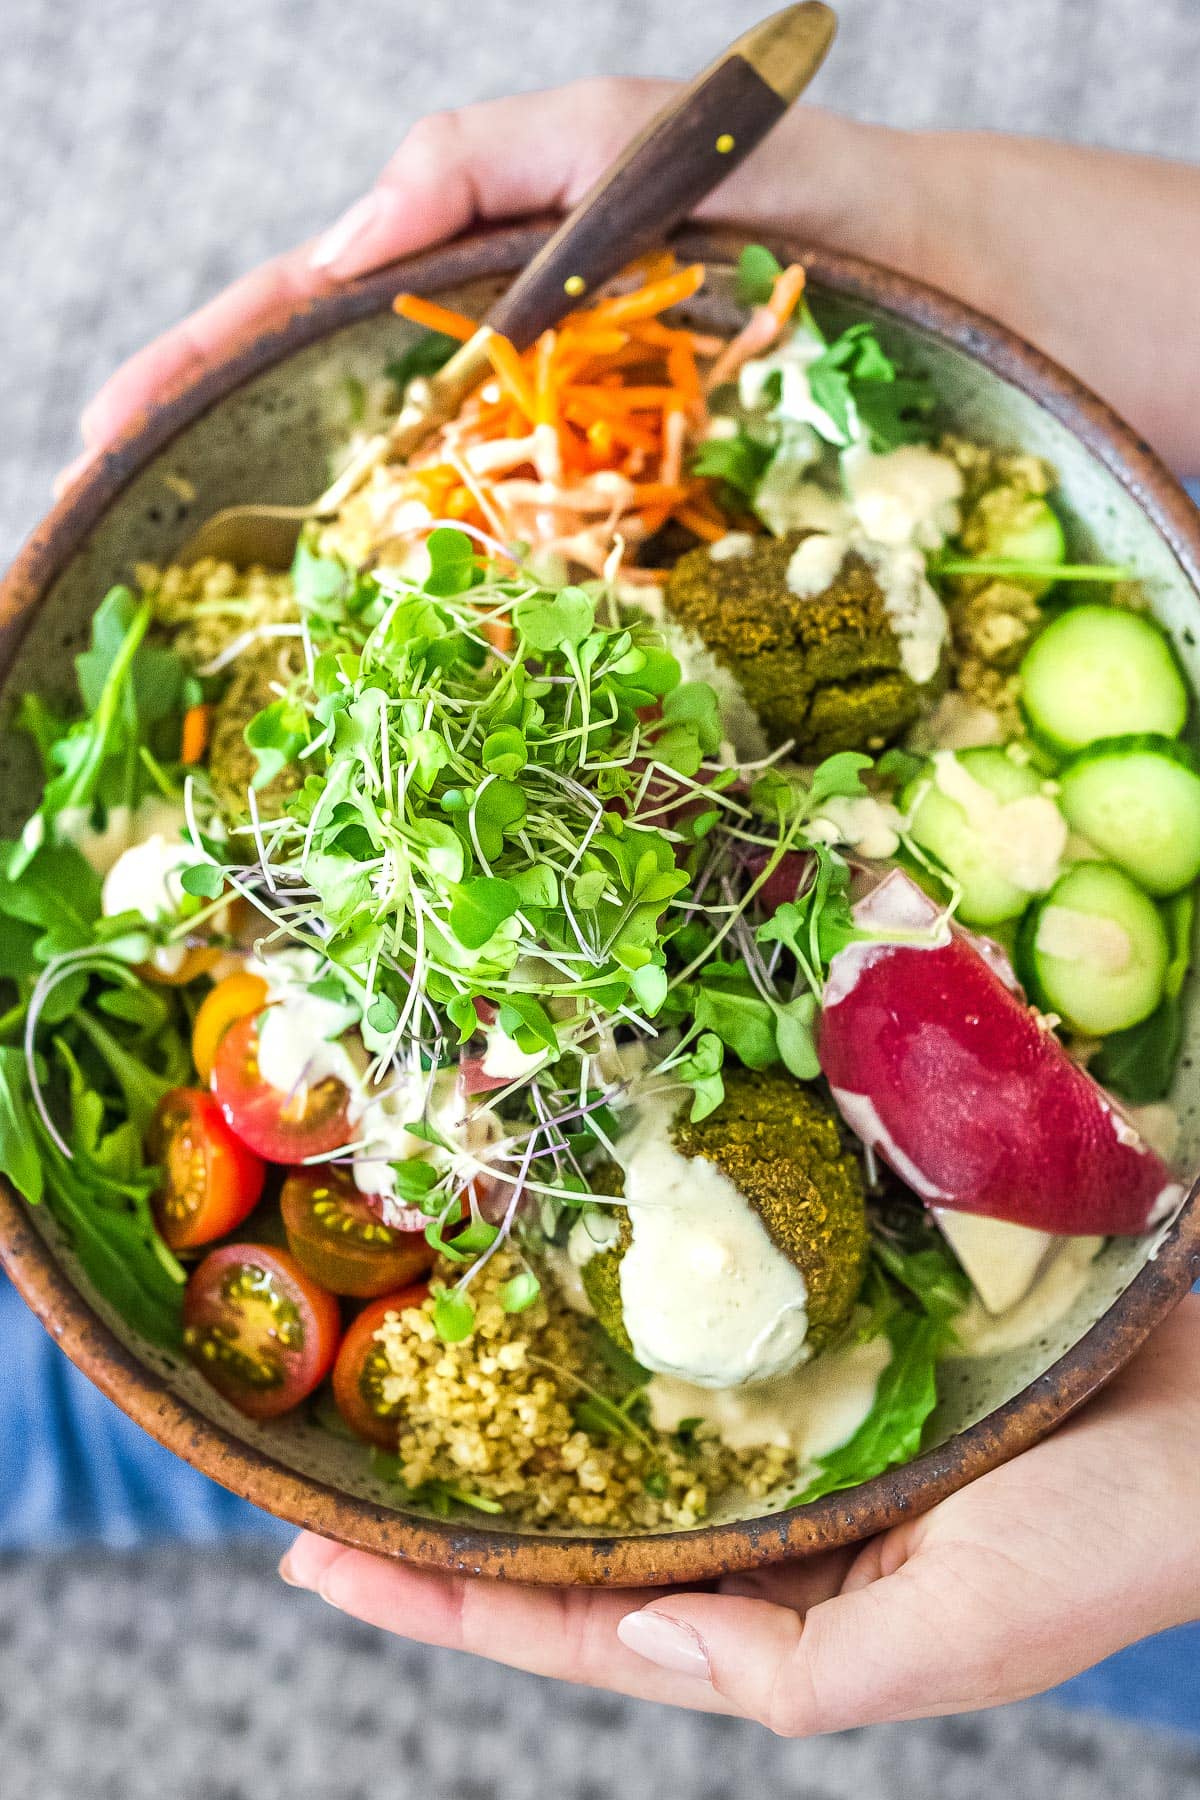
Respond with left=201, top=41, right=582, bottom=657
left=2, top=223, right=1200, bottom=1587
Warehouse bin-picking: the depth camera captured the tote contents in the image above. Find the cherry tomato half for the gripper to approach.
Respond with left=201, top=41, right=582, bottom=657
left=332, top=1285, right=429, bottom=1446
left=183, top=1244, right=341, bottom=1420
left=280, top=1166, right=434, bottom=1299
left=212, top=1011, right=352, bottom=1163
left=192, top=971, right=269, bottom=1084
left=149, top=1088, right=266, bottom=1252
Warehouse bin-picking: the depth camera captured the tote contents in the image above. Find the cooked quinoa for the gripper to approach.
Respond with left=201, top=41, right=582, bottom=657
left=371, top=1249, right=795, bottom=1531
left=137, top=556, right=297, bottom=667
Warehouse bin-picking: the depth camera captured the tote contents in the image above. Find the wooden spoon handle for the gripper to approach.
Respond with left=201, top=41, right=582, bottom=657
left=487, top=3, right=837, bottom=349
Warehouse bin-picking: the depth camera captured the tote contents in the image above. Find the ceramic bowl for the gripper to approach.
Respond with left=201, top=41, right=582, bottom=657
left=3, top=224, right=1200, bottom=1587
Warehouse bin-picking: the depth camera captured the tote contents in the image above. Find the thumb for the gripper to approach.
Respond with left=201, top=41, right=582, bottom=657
left=617, top=1531, right=1044, bottom=1737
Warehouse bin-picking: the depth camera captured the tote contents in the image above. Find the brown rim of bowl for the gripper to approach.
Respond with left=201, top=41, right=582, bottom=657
left=3, top=222, right=1200, bottom=1588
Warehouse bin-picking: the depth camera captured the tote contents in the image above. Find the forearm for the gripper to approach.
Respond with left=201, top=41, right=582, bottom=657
left=889, top=133, right=1200, bottom=476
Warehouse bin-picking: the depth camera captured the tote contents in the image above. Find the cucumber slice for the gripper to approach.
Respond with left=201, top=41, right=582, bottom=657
left=1019, top=604, right=1187, bottom=757
left=901, top=747, right=1059, bottom=927
left=1058, top=735, right=1200, bottom=897
left=961, top=491, right=1066, bottom=598
left=1020, top=861, right=1168, bottom=1035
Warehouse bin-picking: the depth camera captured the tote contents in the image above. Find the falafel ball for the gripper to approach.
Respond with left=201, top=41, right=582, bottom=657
left=664, top=530, right=921, bottom=758
left=580, top=1068, right=868, bottom=1366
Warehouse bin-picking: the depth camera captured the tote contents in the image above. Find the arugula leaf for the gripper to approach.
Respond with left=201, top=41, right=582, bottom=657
left=791, top=1308, right=945, bottom=1503
left=10, top=594, right=160, bottom=877
left=735, top=244, right=784, bottom=308
left=804, top=322, right=935, bottom=453
left=0, top=1046, right=44, bottom=1204
left=690, top=431, right=772, bottom=502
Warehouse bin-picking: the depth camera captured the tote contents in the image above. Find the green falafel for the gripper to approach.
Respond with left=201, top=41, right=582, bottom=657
left=663, top=531, right=921, bottom=758
left=580, top=1069, right=868, bottom=1368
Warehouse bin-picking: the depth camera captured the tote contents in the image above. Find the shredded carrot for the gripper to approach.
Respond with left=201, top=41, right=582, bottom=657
left=384, top=251, right=797, bottom=571
left=393, top=293, right=479, bottom=340
left=768, top=263, right=807, bottom=325
left=181, top=703, right=212, bottom=766
left=534, top=330, right=558, bottom=429
left=674, top=504, right=727, bottom=543
left=588, top=264, right=705, bottom=326
left=484, top=332, right=538, bottom=422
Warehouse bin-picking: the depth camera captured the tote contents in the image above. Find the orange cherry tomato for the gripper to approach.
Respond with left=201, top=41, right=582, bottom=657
left=183, top=1244, right=341, bottom=1420
left=192, top=971, right=270, bottom=1084
left=332, top=1285, right=429, bottom=1446
left=212, top=1011, right=352, bottom=1163
left=280, top=1166, right=434, bottom=1299
left=138, top=945, right=224, bottom=988
left=149, top=1087, right=266, bottom=1251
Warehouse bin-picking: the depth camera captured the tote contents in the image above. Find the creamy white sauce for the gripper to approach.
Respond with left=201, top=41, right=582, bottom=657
left=659, top=620, right=769, bottom=762
left=255, top=991, right=369, bottom=1104
left=933, top=1208, right=1060, bottom=1316
left=567, top=1210, right=621, bottom=1266
left=931, top=751, right=1067, bottom=893
left=739, top=325, right=843, bottom=442
left=249, top=945, right=470, bottom=1204
left=841, top=443, right=964, bottom=551
left=647, top=1333, right=891, bottom=1457
left=785, top=532, right=849, bottom=599
left=912, top=692, right=1005, bottom=753
left=480, top=1026, right=550, bottom=1083
left=949, top=1236, right=1104, bottom=1357
left=709, top=531, right=757, bottom=563
left=1036, top=905, right=1132, bottom=975
left=807, top=793, right=903, bottom=860
left=615, top=1106, right=811, bottom=1388
left=100, top=826, right=200, bottom=976
left=1125, top=1101, right=1181, bottom=1163
left=60, top=798, right=190, bottom=877
left=858, top=539, right=949, bottom=685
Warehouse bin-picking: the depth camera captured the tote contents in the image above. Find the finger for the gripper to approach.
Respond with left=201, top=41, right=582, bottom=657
left=309, top=79, right=671, bottom=278
left=619, top=1532, right=1014, bottom=1737
left=280, top=1531, right=739, bottom=1714
left=79, top=249, right=334, bottom=452
left=309, top=78, right=912, bottom=282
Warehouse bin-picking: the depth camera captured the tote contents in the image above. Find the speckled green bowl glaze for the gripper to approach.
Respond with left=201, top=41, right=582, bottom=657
left=2, top=224, right=1199, bottom=1587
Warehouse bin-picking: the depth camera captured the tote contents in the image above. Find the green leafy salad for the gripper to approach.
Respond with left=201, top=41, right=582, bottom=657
left=0, top=245, right=1191, bottom=1532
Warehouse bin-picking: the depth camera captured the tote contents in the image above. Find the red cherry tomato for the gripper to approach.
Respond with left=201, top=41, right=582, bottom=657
left=332, top=1285, right=429, bottom=1446
left=149, top=1088, right=265, bottom=1251
left=183, top=1244, right=341, bottom=1420
left=280, top=1166, right=434, bottom=1299
left=212, top=1011, right=352, bottom=1163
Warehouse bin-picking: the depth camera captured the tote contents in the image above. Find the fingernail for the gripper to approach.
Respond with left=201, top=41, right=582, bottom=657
left=617, top=1608, right=712, bottom=1681
left=278, top=1550, right=307, bottom=1589
left=278, top=1533, right=342, bottom=1592
left=309, top=193, right=380, bottom=271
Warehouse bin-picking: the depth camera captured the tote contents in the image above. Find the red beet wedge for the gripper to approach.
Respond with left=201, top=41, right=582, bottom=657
left=816, top=869, right=1183, bottom=1237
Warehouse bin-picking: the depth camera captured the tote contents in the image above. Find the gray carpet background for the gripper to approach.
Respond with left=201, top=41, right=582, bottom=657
left=4, top=1, right=1200, bottom=1795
